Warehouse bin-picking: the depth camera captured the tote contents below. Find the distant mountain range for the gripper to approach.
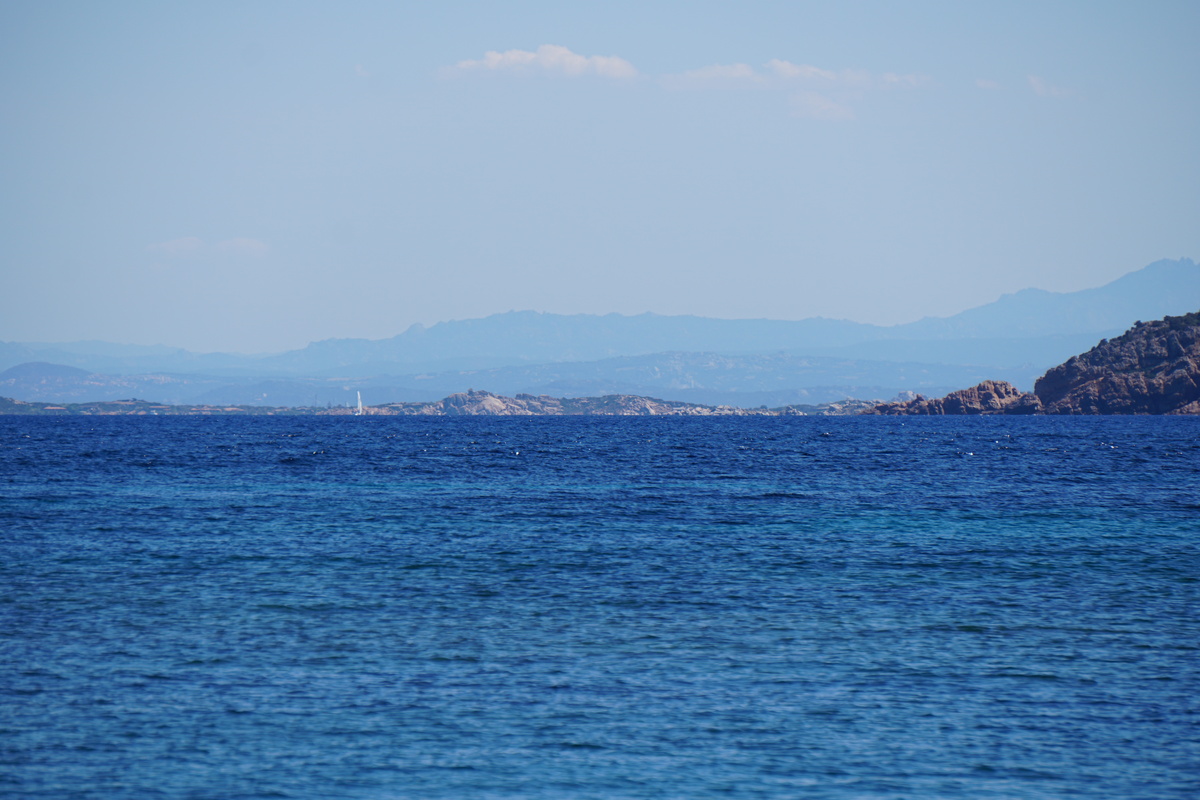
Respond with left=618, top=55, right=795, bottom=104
left=2, top=258, right=1197, bottom=406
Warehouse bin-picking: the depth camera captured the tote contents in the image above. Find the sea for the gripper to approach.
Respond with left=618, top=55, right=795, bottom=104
left=2, top=415, right=1198, bottom=799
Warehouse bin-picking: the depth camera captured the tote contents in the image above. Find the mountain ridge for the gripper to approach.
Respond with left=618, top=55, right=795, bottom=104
left=4, top=258, right=1194, bottom=377
left=1, top=258, right=1196, bottom=405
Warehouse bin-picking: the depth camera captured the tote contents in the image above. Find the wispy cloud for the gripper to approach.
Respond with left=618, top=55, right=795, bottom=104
left=881, top=72, right=924, bottom=88
left=673, top=59, right=855, bottom=86
left=975, top=78, right=1001, bottom=90
left=449, top=48, right=924, bottom=121
left=453, top=45, right=636, bottom=79
left=766, top=60, right=837, bottom=81
left=765, top=60, right=880, bottom=88
left=1028, top=75, right=1068, bottom=97
left=667, top=59, right=922, bottom=119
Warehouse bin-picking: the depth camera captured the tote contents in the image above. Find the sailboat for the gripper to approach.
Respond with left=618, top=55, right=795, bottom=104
left=356, top=391, right=364, bottom=416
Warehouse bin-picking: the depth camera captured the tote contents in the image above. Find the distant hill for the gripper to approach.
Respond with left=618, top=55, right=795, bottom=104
left=0, top=362, right=92, bottom=381
left=895, top=258, right=1200, bottom=339
left=0, top=362, right=222, bottom=404
left=1, top=258, right=1196, bottom=404
left=256, top=256, right=1200, bottom=375
left=4, top=258, right=1196, bottom=378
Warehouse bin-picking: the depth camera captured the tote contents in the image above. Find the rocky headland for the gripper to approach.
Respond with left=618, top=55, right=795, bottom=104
left=1034, top=312, right=1200, bottom=414
left=866, top=311, right=1200, bottom=415
left=372, top=390, right=767, bottom=416
left=864, top=380, right=1042, bottom=415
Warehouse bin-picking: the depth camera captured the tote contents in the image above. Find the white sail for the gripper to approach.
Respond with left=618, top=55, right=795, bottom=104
left=356, top=391, right=363, bottom=415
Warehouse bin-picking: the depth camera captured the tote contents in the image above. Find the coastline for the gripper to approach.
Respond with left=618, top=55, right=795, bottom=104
left=0, top=391, right=879, bottom=417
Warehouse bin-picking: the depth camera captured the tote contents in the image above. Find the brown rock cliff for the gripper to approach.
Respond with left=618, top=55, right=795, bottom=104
left=864, top=380, right=1041, bottom=415
left=1034, top=312, right=1200, bottom=414
left=864, top=311, right=1200, bottom=415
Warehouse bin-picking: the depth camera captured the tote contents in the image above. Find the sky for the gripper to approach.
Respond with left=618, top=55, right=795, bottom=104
left=2, top=1, right=1198, bottom=354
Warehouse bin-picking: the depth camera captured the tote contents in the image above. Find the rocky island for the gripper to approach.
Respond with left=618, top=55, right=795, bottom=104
left=0, top=390, right=880, bottom=417
left=866, top=311, right=1200, bottom=415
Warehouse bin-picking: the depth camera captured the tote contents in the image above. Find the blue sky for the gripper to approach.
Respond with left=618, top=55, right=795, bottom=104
left=2, top=1, right=1197, bottom=353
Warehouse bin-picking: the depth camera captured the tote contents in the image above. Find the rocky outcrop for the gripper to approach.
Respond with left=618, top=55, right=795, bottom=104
left=379, top=389, right=770, bottom=416
left=864, top=311, right=1200, bottom=415
left=1034, top=312, right=1200, bottom=414
left=0, top=389, right=879, bottom=416
left=863, top=380, right=1041, bottom=415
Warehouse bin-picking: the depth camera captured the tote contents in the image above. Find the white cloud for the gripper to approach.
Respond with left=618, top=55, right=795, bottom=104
left=766, top=60, right=883, bottom=89
left=454, top=44, right=636, bottom=79
left=762, top=60, right=918, bottom=120
left=1028, top=75, right=1068, bottom=97
left=451, top=48, right=922, bottom=121
left=880, top=72, right=924, bottom=88
left=976, top=78, right=1001, bottom=90
left=666, top=59, right=872, bottom=92
left=766, top=60, right=837, bottom=81
left=146, top=237, right=203, bottom=257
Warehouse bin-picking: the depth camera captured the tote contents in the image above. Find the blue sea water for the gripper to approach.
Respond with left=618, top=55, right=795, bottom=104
left=1, top=415, right=1198, bottom=799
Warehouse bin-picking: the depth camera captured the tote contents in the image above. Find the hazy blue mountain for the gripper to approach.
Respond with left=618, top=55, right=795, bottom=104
left=894, top=258, right=1199, bottom=339
left=799, top=332, right=1115, bottom=370
left=1, top=258, right=1195, bottom=404
left=250, top=257, right=1195, bottom=374
left=0, top=363, right=229, bottom=404
left=255, top=314, right=881, bottom=376
left=0, top=341, right=259, bottom=376
left=3, top=257, right=1195, bottom=377
left=0, top=362, right=93, bottom=381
